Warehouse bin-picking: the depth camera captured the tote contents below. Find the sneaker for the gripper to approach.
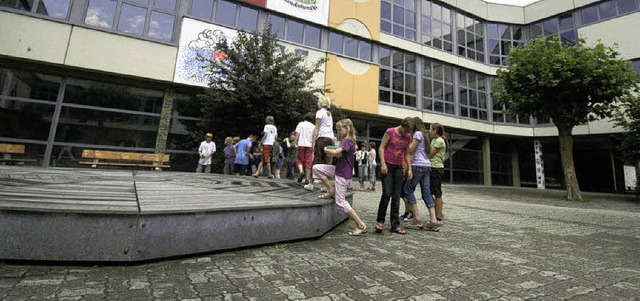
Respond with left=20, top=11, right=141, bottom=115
left=402, top=212, right=414, bottom=222
left=304, top=183, right=314, bottom=191
left=422, top=221, right=440, bottom=232
left=297, top=174, right=305, bottom=183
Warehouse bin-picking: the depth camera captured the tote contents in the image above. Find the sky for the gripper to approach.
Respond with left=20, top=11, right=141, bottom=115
left=483, top=0, right=541, bottom=6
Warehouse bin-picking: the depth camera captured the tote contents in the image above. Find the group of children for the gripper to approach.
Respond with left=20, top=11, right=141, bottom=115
left=196, top=95, right=447, bottom=237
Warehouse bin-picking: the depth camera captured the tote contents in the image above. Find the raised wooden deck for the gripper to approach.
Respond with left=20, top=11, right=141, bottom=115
left=0, top=166, right=350, bottom=262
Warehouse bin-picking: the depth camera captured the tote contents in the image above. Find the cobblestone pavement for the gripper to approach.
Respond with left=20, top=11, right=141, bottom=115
left=1, top=184, right=639, bottom=300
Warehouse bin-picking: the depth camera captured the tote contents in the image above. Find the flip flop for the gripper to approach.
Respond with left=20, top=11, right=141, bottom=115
left=392, top=228, right=407, bottom=235
left=374, top=223, right=384, bottom=234
left=319, top=193, right=334, bottom=199
left=348, top=225, right=368, bottom=236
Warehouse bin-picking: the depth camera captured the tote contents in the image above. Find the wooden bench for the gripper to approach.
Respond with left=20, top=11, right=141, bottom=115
left=0, top=143, right=38, bottom=165
left=80, top=149, right=170, bottom=170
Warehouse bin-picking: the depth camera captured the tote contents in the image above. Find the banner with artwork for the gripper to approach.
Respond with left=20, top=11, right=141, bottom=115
left=174, top=18, right=239, bottom=87
left=267, top=0, right=330, bottom=26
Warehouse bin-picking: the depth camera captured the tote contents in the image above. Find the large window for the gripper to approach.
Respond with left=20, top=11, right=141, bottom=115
left=488, top=23, right=523, bottom=66
left=459, top=69, right=488, bottom=120
left=421, top=0, right=453, bottom=52
left=381, top=0, right=417, bottom=41
left=84, top=0, right=176, bottom=43
left=529, top=12, right=576, bottom=44
left=579, top=0, right=639, bottom=26
left=328, top=31, right=373, bottom=62
left=456, top=13, right=484, bottom=62
left=1, top=0, right=72, bottom=19
left=267, top=13, right=323, bottom=50
left=423, top=59, right=454, bottom=115
left=379, top=47, right=417, bottom=108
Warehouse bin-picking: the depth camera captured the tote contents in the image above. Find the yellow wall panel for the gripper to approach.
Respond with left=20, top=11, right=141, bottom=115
left=325, top=54, right=378, bottom=115
left=329, top=0, right=380, bottom=41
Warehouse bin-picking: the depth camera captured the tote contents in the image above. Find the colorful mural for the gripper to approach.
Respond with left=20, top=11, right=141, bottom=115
left=174, top=18, right=239, bottom=87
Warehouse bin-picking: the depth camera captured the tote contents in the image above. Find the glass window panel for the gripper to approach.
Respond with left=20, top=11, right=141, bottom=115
left=393, top=6, right=404, bottom=24
left=344, top=36, right=358, bottom=57
left=632, top=60, right=640, bottom=75
left=172, top=94, right=201, bottom=118
left=392, top=51, right=404, bottom=70
left=423, top=62, right=432, bottom=78
left=215, top=0, right=237, bottom=26
left=405, top=95, right=416, bottom=107
left=433, top=82, right=443, bottom=99
left=470, top=108, right=478, bottom=119
left=380, top=47, right=391, bottom=65
left=433, top=63, right=443, bottom=80
left=238, top=6, right=258, bottom=32
left=190, top=0, right=212, bottom=19
left=470, top=91, right=478, bottom=107
left=128, top=0, right=148, bottom=4
left=529, top=23, right=543, bottom=38
left=358, top=41, right=372, bottom=61
left=445, top=103, right=454, bottom=114
left=304, top=25, right=321, bottom=48
left=558, top=13, right=573, bottom=31
left=406, top=10, right=416, bottom=28
left=560, top=30, right=576, bottom=43
left=490, top=55, right=500, bottom=65
left=422, top=1, right=430, bottom=15
left=512, top=27, right=523, bottom=40
left=406, top=29, right=416, bottom=40
left=494, top=113, right=504, bottom=123
left=405, top=0, right=415, bottom=11
left=393, top=24, right=404, bottom=36
left=380, top=69, right=391, bottom=87
left=599, top=1, right=618, bottom=19
left=154, top=0, right=175, bottom=10
left=423, top=79, right=432, bottom=97
left=456, top=12, right=465, bottom=28
left=443, top=65, right=453, bottom=83
left=431, top=20, right=442, bottom=39
left=0, top=0, right=34, bottom=11
left=405, top=53, right=416, bottom=73
left=63, top=79, right=164, bottom=113
left=432, top=4, right=441, bottom=20
left=381, top=20, right=392, bottom=33
left=405, top=75, right=416, bottom=94
left=148, top=11, right=174, bottom=42
left=434, top=101, right=443, bottom=112
left=286, top=19, right=304, bottom=44
left=617, top=0, right=637, bottom=13
left=380, top=90, right=391, bottom=102
left=329, top=32, right=343, bottom=53
left=423, top=98, right=432, bottom=110
left=460, top=90, right=468, bottom=105
left=442, top=7, right=451, bottom=23
left=581, top=5, right=599, bottom=25
left=37, top=0, right=71, bottom=19
left=488, top=23, right=499, bottom=38
left=381, top=1, right=391, bottom=19
left=268, top=14, right=285, bottom=39
left=460, top=106, right=468, bottom=117
left=117, top=3, right=147, bottom=36
left=422, top=16, right=432, bottom=38
left=489, top=39, right=500, bottom=55
left=0, top=69, right=62, bottom=102
left=0, top=100, right=54, bottom=140
left=479, top=93, right=487, bottom=108
left=85, top=0, right=117, bottom=29
left=542, top=18, right=558, bottom=35
left=392, top=92, right=403, bottom=105
left=57, top=107, right=159, bottom=148
left=444, top=83, right=453, bottom=102
left=392, top=71, right=404, bottom=90
left=479, top=110, right=487, bottom=120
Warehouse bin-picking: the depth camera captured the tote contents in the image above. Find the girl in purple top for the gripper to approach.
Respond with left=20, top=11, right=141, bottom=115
left=375, top=117, right=414, bottom=235
left=312, top=119, right=368, bottom=236
left=404, top=117, right=439, bottom=230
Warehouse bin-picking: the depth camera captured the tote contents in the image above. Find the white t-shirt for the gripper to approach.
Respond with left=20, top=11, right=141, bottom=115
left=263, top=124, right=277, bottom=145
left=315, top=108, right=334, bottom=139
left=198, top=141, right=216, bottom=165
left=295, top=121, right=315, bottom=147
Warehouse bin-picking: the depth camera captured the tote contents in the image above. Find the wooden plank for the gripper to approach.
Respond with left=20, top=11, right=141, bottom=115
left=79, top=161, right=170, bottom=168
left=0, top=143, right=25, bottom=154
left=0, top=196, right=138, bottom=207
left=81, top=150, right=169, bottom=162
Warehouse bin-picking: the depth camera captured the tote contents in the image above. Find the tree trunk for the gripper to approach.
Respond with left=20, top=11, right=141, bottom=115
left=557, top=125, right=583, bottom=200
left=636, top=159, right=640, bottom=193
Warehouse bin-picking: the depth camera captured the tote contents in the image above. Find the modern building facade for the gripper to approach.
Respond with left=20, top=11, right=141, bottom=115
left=1, top=0, right=639, bottom=192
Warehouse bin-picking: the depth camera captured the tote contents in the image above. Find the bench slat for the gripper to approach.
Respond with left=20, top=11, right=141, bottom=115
left=79, top=161, right=170, bottom=168
left=82, top=150, right=169, bottom=162
left=0, top=143, right=25, bottom=154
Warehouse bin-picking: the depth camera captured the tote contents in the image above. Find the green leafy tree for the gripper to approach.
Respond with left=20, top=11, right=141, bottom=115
left=492, top=37, right=639, bottom=200
left=197, top=23, right=328, bottom=142
left=613, top=95, right=640, bottom=192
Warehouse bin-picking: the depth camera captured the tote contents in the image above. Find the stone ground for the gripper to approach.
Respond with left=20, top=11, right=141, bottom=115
left=0, top=182, right=639, bottom=300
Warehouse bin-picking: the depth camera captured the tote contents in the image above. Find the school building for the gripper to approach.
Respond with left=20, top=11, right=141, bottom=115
left=1, top=0, right=639, bottom=192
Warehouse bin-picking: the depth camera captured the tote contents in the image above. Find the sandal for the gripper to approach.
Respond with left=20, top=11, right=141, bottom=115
left=319, top=193, right=334, bottom=199
left=348, top=224, right=368, bottom=236
left=392, top=228, right=407, bottom=235
left=374, top=223, right=384, bottom=234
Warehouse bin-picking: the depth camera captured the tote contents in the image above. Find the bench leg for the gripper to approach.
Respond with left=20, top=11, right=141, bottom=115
left=92, top=159, right=98, bottom=168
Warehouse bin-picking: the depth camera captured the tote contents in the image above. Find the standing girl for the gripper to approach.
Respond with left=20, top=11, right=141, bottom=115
left=312, top=119, right=368, bottom=236
left=375, top=117, right=414, bottom=235
left=306, top=95, right=334, bottom=190
left=429, top=123, right=447, bottom=224
left=404, top=117, right=439, bottom=230
left=367, top=142, right=377, bottom=191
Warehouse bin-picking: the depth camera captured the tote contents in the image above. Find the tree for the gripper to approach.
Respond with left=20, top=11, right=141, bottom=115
left=197, top=23, right=328, bottom=141
left=613, top=95, right=640, bottom=192
left=492, top=37, right=639, bottom=200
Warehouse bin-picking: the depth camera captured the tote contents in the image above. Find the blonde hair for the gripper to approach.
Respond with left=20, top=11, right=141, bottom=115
left=336, top=118, right=356, bottom=141
left=318, top=95, right=332, bottom=109
left=205, top=132, right=213, bottom=138
left=265, top=115, right=274, bottom=124
left=224, top=136, right=233, bottom=145
left=232, top=136, right=240, bottom=143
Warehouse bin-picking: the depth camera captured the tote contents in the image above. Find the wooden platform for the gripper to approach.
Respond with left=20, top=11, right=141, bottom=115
left=0, top=166, right=350, bottom=262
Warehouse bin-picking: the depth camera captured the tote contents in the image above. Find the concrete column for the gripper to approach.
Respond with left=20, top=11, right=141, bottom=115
left=534, top=140, right=545, bottom=189
left=483, top=137, right=492, bottom=186
left=154, top=90, right=175, bottom=154
left=511, top=144, right=520, bottom=187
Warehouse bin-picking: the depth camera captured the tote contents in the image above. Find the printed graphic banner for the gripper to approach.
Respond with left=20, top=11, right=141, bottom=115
left=174, top=18, right=239, bottom=87
left=267, top=0, right=330, bottom=26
